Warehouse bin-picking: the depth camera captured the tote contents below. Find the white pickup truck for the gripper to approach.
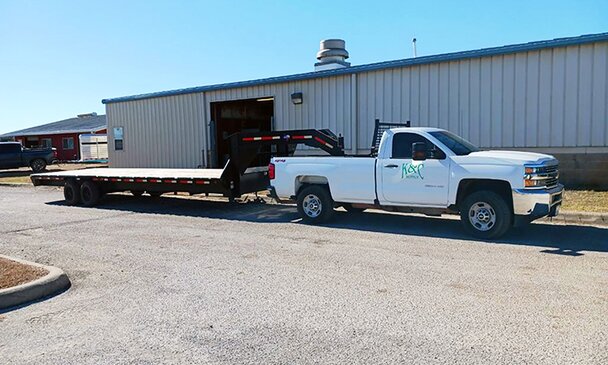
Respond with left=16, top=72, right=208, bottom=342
left=269, top=127, right=563, bottom=238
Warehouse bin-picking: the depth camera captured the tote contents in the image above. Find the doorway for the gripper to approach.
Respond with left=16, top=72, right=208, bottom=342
left=210, top=97, right=274, bottom=168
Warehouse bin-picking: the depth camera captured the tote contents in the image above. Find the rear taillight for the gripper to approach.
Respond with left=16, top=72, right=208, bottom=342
left=268, top=162, right=275, bottom=180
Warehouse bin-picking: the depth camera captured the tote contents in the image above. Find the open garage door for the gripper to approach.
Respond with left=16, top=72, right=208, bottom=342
left=210, top=97, right=273, bottom=168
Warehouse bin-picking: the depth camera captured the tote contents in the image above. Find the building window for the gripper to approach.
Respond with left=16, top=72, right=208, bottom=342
left=41, top=138, right=52, bottom=148
left=113, top=127, right=124, bottom=151
left=62, top=137, right=74, bottom=150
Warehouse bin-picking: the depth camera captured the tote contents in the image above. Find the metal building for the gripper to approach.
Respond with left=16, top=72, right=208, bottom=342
left=102, top=33, right=608, bottom=187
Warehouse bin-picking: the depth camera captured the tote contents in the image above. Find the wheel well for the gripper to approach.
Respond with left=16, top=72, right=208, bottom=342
left=456, top=179, right=513, bottom=210
left=295, top=176, right=330, bottom=197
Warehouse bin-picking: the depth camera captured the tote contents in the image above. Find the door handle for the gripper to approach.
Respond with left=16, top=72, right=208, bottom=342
left=384, top=164, right=399, bottom=168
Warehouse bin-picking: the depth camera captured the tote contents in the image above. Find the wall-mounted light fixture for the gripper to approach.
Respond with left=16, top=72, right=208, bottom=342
left=291, top=92, right=303, bottom=105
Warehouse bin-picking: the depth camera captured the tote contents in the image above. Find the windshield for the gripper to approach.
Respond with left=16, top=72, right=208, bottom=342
left=429, top=131, right=479, bottom=156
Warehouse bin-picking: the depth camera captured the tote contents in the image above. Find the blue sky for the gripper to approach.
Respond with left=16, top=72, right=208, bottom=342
left=0, top=0, right=606, bottom=134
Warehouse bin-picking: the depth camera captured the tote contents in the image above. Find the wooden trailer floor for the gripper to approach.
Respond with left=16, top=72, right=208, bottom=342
left=31, top=168, right=225, bottom=180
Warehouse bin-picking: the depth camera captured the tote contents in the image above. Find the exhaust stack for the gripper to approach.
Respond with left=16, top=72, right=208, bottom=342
left=315, top=39, right=350, bottom=71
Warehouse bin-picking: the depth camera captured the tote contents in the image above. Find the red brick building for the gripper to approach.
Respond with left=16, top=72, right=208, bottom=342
left=1, top=113, right=106, bottom=161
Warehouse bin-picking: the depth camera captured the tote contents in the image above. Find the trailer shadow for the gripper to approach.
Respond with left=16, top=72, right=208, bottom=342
left=47, top=194, right=608, bottom=256
left=0, top=169, right=33, bottom=178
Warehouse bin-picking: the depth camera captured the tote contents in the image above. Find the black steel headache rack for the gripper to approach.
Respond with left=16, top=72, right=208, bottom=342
left=370, top=119, right=410, bottom=156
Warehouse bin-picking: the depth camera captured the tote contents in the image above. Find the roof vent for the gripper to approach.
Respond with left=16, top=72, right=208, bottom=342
left=77, top=112, right=98, bottom=118
left=315, top=39, right=350, bottom=71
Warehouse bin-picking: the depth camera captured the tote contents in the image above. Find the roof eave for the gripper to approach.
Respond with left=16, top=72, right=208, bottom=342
left=1, top=127, right=107, bottom=138
left=102, top=32, right=608, bottom=105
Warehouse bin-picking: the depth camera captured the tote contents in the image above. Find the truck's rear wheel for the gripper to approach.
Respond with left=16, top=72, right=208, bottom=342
left=80, top=181, right=101, bottom=207
left=460, top=191, right=511, bottom=239
left=64, top=180, right=80, bottom=206
left=30, top=159, right=47, bottom=173
left=297, top=185, right=334, bottom=224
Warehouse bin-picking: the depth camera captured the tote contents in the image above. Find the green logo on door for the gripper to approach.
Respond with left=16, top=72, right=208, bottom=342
left=402, top=162, right=424, bottom=180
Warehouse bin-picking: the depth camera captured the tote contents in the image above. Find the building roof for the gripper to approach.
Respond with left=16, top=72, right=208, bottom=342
left=1, top=114, right=106, bottom=137
left=102, top=32, right=608, bottom=105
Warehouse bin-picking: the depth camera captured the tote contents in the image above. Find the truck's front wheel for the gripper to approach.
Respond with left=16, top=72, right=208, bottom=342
left=297, top=185, right=334, bottom=224
left=460, top=191, right=512, bottom=239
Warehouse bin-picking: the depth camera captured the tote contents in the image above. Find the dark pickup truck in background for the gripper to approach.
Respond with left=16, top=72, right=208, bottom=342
left=0, top=142, right=57, bottom=172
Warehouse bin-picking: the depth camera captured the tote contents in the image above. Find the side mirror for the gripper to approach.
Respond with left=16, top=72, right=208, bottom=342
left=412, top=142, right=427, bottom=161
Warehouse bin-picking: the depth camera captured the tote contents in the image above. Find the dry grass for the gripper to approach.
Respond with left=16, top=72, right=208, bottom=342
left=562, top=190, right=608, bottom=213
left=0, top=257, right=48, bottom=290
left=0, top=176, right=32, bottom=184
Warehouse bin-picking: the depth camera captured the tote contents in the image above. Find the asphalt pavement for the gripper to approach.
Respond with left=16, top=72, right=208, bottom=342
left=1, top=185, right=607, bottom=364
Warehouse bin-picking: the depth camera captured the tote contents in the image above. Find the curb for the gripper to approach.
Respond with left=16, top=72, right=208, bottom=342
left=539, top=210, right=608, bottom=226
left=0, top=255, right=70, bottom=310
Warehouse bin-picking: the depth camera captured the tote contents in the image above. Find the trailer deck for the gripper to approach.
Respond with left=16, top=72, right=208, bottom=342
left=32, top=167, right=224, bottom=185
left=30, top=127, right=349, bottom=207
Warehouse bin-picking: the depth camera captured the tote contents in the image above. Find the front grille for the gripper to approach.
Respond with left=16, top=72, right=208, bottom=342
left=526, top=162, right=559, bottom=189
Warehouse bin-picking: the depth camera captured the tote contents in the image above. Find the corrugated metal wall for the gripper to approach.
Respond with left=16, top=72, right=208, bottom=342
left=357, top=42, right=608, bottom=149
left=106, top=41, right=608, bottom=168
left=106, top=93, right=206, bottom=168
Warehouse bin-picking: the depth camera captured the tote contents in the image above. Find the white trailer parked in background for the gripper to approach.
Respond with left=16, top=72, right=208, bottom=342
left=79, top=134, right=108, bottom=161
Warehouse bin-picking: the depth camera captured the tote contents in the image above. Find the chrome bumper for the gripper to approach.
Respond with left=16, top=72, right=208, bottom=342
left=512, top=184, right=564, bottom=219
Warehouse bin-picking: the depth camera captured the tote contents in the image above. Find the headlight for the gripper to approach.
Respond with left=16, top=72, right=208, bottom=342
left=524, top=179, right=545, bottom=188
left=525, top=166, right=537, bottom=174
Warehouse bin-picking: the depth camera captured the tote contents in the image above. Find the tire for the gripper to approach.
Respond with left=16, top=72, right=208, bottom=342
left=297, top=185, right=334, bottom=224
left=64, top=180, right=80, bottom=206
left=30, top=159, right=47, bottom=173
left=460, top=190, right=512, bottom=239
left=80, top=181, right=101, bottom=207
left=147, top=191, right=162, bottom=198
left=342, top=203, right=366, bottom=214
left=131, top=190, right=144, bottom=197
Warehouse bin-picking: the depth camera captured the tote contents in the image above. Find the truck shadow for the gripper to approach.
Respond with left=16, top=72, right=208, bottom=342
left=47, top=194, right=608, bottom=256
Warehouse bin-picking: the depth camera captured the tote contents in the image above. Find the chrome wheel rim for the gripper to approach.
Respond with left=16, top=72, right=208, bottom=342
left=302, top=194, right=322, bottom=218
left=468, top=201, right=496, bottom=232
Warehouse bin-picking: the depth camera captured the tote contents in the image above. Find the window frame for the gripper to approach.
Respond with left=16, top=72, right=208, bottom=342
left=41, top=138, right=53, bottom=148
left=62, top=137, right=74, bottom=150
left=390, top=132, right=446, bottom=160
left=113, top=127, right=124, bottom=151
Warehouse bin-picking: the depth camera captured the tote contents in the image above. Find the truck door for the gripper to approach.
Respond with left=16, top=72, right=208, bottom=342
left=378, top=132, right=450, bottom=206
left=0, top=143, right=22, bottom=169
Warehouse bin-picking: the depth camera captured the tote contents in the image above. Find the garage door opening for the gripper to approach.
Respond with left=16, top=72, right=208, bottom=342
left=210, top=97, right=274, bottom=168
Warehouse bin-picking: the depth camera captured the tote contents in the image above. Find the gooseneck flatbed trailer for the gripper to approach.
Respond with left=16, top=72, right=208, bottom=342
left=31, top=128, right=346, bottom=207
